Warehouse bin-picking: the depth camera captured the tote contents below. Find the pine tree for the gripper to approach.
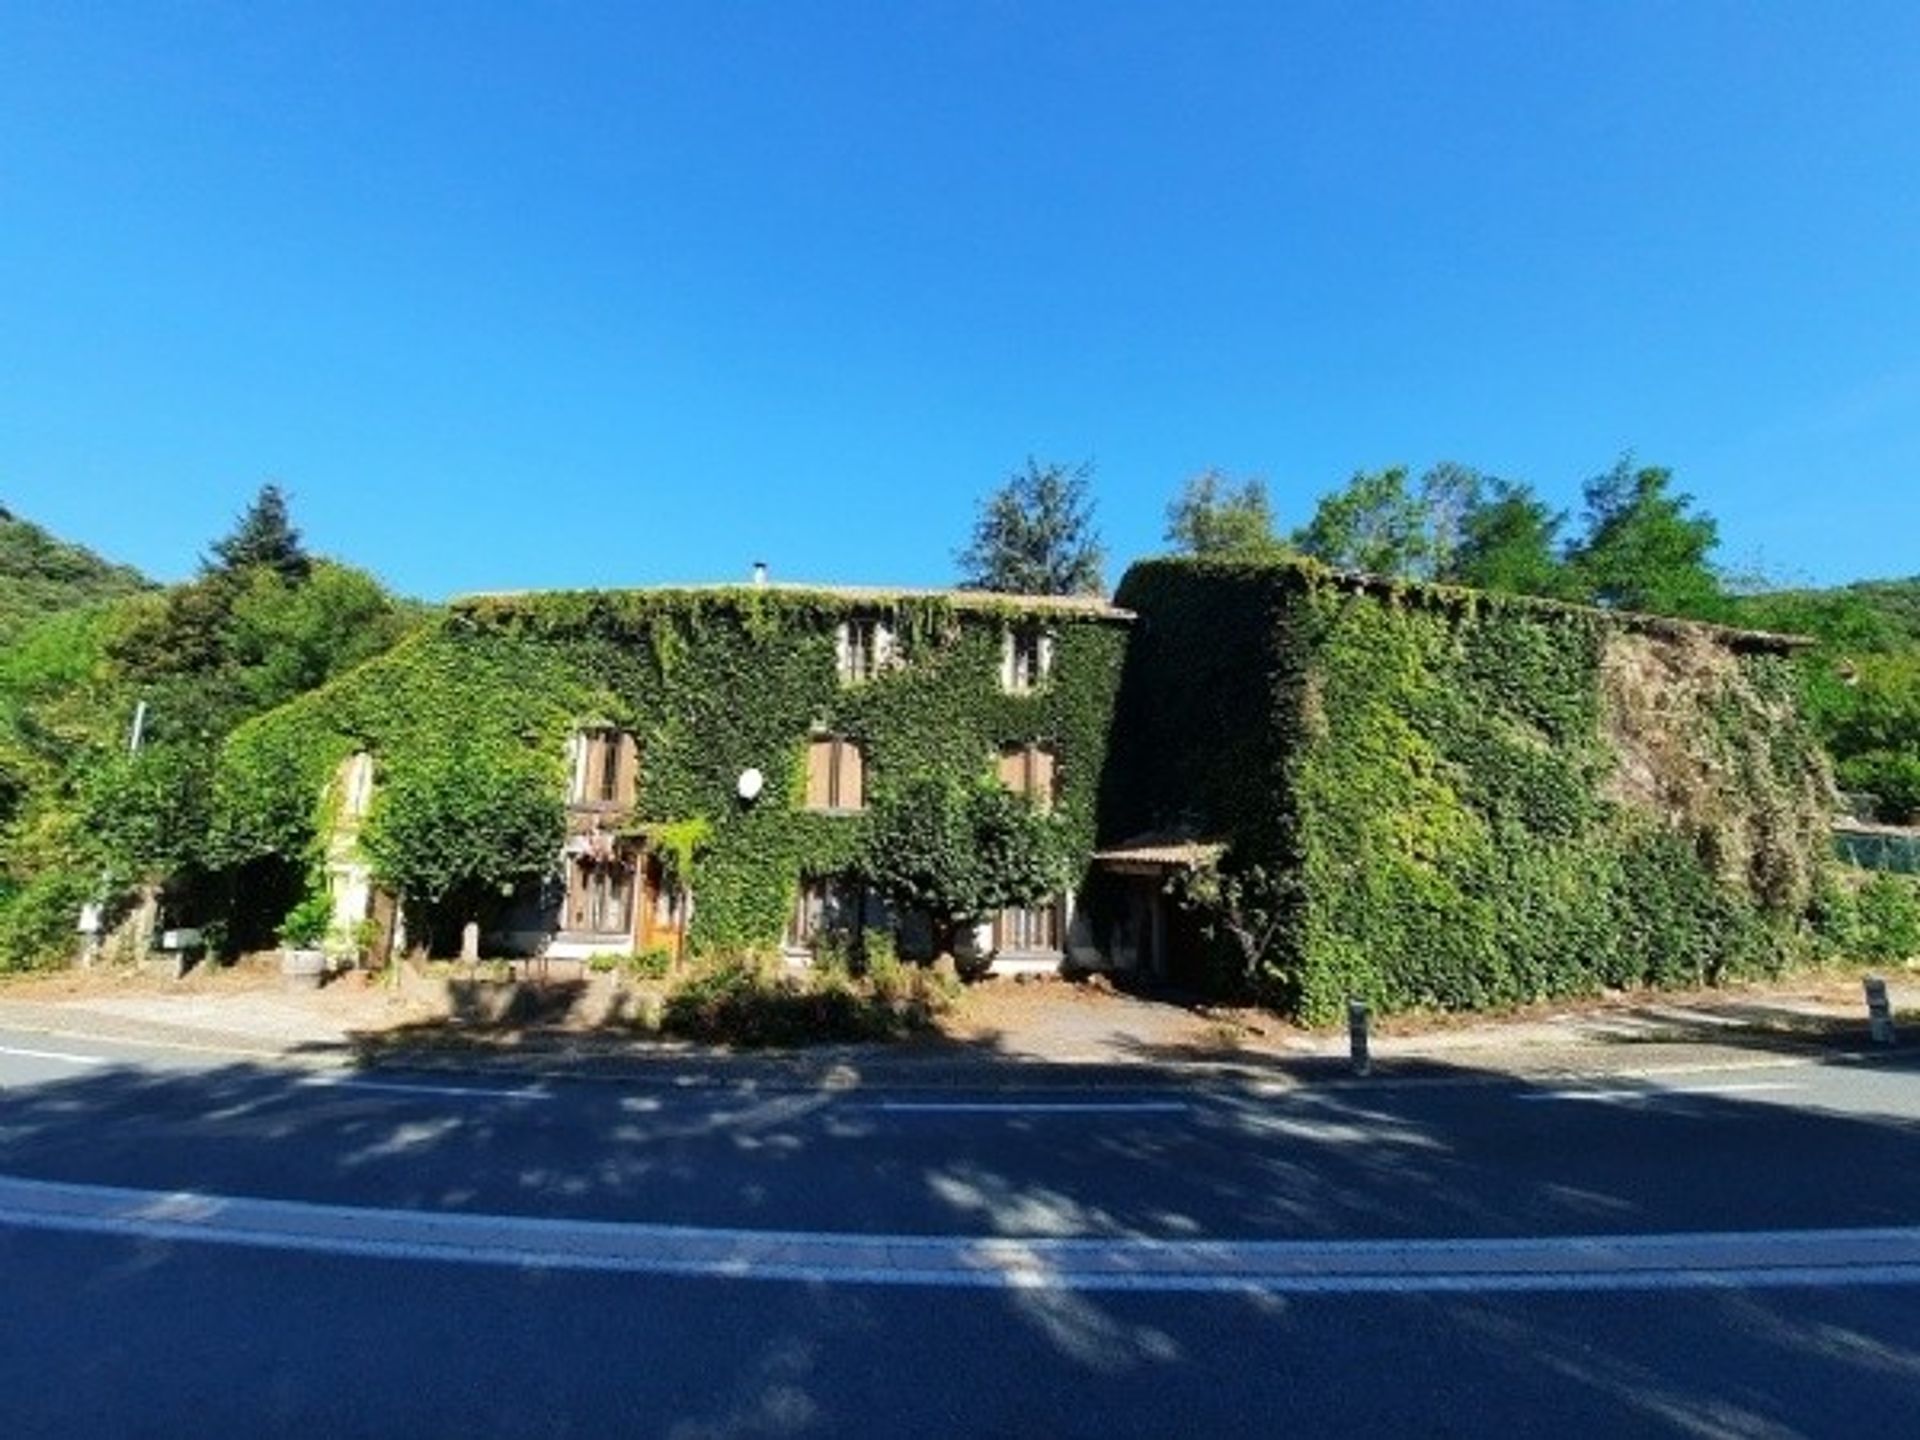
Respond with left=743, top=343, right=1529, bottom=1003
left=205, top=483, right=310, bottom=583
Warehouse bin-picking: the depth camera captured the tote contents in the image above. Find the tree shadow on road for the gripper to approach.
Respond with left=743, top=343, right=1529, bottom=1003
left=4, top=1033, right=1920, bottom=1437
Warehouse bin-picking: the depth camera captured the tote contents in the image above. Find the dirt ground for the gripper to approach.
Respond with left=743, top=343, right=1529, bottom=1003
left=0, top=955, right=1907, bottom=1072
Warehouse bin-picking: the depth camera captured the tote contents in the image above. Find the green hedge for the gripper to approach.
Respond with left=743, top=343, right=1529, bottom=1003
left=1114, top=558, right=1834, bottom=1023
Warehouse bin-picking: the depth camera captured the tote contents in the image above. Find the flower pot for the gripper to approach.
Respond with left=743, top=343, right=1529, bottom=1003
left=280, top=947, right=327, bottom=990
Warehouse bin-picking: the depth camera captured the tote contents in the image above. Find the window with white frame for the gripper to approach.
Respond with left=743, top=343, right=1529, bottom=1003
left=1001, top=625, right=1053, bottom=694
left=570, top=729, right=638, bottom=808
left=836, top=617, right=894, bottom=685
left=566, top=859, right=634, bottom=936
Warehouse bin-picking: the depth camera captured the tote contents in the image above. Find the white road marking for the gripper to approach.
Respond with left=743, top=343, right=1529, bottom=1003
left=293, top=1076, right=552, bottom=1102
left=852, top=1113, right=1182, bottom=1121
left=1519, top=1082, right=1802, bottom=1104
left=0, top=1044, right=109, bottom=1067
left=1, top=1172, right=1917, bottom=1295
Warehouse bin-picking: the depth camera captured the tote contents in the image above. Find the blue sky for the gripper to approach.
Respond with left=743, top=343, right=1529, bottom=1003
left=2, top=2, right=1916, bottom=599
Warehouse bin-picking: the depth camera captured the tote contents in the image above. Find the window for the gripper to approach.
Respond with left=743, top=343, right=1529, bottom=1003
left=805, top=734, right=865, bottom=812
left=336, top=751, right=375, bottom=822
left=786, top=874, right=891, bottom=953
left=994, top=897, right=1063, bottom=954
left=786, top=875, right=858, bottom=951
left=837, top=617, right=894, bottom=685
left=997, top=743, right=1059, bottom=813
left=1001, top=626, right=1053, bottom=694
left=566, top=860, right=633, bottom=936
left=571, top=729, right=638, bottom=808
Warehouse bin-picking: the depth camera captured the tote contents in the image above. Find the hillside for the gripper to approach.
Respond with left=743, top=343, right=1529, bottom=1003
left=0, top=504, right=152, bottom=644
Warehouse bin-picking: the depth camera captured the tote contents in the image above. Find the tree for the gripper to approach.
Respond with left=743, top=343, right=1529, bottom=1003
left=360, top=746, right=564, bottom=956
left=861, top=777, right=1060, bottom=960
left=1291, top=467, right=1433, bottom=578
left=205, top=483, right=310, bottom=584
left=1445, top=479, right=1573, bottom=598
left=1164, top=470, right=1288, bottom=560
left=957, top=459, right=1105, bottom=595
left=1565, top=458, right=1722, bottom=616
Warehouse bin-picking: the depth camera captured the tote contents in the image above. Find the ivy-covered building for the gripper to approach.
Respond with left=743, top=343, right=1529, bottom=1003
left=207, top=559, right=1834, bottom=1020
left=1104, top=559, right=1834, bottom=1022
left=209, top=582, right=1132, bottom=972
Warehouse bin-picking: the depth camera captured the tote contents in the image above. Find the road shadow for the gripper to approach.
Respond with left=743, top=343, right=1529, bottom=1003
left=5, top=1033, right=1920, bottom=1436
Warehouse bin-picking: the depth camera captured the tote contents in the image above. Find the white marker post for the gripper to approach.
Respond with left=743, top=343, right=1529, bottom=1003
left=1865, top=976, right=1897, bottom=1046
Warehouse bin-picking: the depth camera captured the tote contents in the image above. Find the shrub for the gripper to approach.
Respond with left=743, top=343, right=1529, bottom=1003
left=1855, top=874, right=1920, bottom=965
left=659, top=954, right=946, bottom=1046
left=0, top=871, right=91, bottom=972
left=275, top=892, right=331, bottom=949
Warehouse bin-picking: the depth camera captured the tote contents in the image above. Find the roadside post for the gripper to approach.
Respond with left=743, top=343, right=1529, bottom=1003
left=1864, top=976, right=1897, bottom=1046
left=1348, top=1000, right=1372, bottom=1076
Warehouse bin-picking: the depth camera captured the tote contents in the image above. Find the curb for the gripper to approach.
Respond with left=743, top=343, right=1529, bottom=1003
left=0, top=1006, right=1911, bottom=1094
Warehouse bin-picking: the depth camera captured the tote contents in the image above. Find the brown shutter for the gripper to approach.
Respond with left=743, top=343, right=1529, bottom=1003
left=1031, top=747, right=1056, bottom=812
left=807, top=738, right=835, bottom=810
left=998, top=746, right=1026, bottom=792
left=616, top=733, right=639, bottom=808
left=840, top=739, right=865, bottom=810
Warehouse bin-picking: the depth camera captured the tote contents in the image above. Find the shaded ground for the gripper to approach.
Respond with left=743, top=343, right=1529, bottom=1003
left=0, top=957, right=1912, bottom=1084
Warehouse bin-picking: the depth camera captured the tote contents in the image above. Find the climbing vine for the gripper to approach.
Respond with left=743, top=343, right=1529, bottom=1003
left=209, top=587, right=1128, bottom=958
left=1114, top=558, right=1833, bottom=1024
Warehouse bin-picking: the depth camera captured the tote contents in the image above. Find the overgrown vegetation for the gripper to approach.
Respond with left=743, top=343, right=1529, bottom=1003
left=659, top=953, right=954, bottom=1045
left=0, top=489, right=423, bottom=969
left=1115, top=557, right=1834, bottom=1024
left=209, top=586, right=1127, bottom=960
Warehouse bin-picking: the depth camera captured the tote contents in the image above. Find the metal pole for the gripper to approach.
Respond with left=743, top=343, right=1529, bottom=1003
left=127, top=698, right=148, bottom=754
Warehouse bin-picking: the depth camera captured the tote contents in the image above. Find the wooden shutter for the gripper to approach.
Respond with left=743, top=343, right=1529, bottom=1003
left=838, top=739, right=865, bottom=810
left=998, top=746, right=1026, bottom=792
left=807, top=738, right=835, bottom=810
left=1031, top=746, right=1056, bottom=812
left=615, top=733, right=639, bottom=807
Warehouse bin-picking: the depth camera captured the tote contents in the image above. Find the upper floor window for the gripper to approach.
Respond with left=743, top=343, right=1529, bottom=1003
left=1001, top=625, right=1053, bottom=694
left=836, top=617, right=894, bottom=685
left=805, top=733, right=866, bottom=812
left=997, top=742, right=1059, bottom=813
left=571, top=728, right=638, bottom=808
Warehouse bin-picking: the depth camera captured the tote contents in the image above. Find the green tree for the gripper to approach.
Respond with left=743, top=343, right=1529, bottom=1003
left=1566, top=458, right=1722, bottom=616
left=861, top=777, right=1060, bottom=959
left=957, top=459, right=1105, bottom=595
left=1445, top=479, right=1573, bottom=598
left=1164, top=470, right=1287, bottom=560
left=1292, top=466, right=1433, bottom=578
left=361, top=746, right=564, bottom=955
left=205, top=482, right=310, bottom=583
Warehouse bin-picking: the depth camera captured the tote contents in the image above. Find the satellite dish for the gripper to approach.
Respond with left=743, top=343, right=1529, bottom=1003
left=736, top=767, right=765, bottom=801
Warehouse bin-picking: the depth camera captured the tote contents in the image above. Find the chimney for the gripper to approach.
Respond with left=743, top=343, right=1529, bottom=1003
left=751, top=561, right=768, bottom=587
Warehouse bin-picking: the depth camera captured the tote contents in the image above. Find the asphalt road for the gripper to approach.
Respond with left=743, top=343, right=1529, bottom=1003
left=3, top=1027, right=1920, bottom=1437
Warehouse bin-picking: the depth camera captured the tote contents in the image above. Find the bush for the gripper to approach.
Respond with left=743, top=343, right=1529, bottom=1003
left=275, top=892, right=331, bottom=948
left=660, top=954, right=948, bottom=1046
left=1855, top=874, right=1920, bottom=965
left=0, top=871, right=92, bottom=972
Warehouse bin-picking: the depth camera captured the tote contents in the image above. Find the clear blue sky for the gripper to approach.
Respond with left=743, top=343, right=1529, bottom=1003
left=3, top=2, right=1917, bottom=599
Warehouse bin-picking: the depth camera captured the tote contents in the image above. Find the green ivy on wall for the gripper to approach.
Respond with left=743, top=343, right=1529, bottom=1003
left=209, top=588, right=1129, bottom=958
left=1114, top=557, right=1834, bottom=1025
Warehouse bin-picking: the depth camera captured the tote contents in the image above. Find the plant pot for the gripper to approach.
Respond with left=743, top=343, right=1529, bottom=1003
left=280, top=947, right=327, bottom=990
